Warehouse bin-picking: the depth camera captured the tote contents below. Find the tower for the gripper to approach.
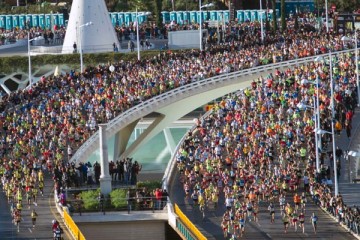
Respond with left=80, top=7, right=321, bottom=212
left=62, top=0, right=120, bottom=54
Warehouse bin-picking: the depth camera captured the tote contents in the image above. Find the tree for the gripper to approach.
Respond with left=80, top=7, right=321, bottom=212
left=271, top=0, right=277, bottom=32
left=281, top=0, right=286, bottom=32
left=294, top=13, right=299, bottom=31
left=154, top=0, right=162, bottom=27
left=314, top=0, right=360, bottom=14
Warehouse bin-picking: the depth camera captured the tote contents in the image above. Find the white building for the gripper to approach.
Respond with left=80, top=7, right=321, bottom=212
left=62, top=0, right=120, bottom=54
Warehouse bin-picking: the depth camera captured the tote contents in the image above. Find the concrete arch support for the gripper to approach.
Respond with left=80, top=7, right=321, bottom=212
left=163, top=128, right=177, bottom=156
left=113, top=119, right=139, bottom=161
left=70, top=49, right=354, bottom=165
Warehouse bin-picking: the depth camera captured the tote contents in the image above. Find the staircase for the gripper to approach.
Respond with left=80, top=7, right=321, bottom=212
left=339, top=183, right=360, bottom=206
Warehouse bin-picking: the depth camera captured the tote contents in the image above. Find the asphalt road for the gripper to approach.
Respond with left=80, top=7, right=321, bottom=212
left=0, top=39, right=168, bottom=57
left=0, top=172, right=72, bottom=240
left=170, top=168, right=356, bottom=240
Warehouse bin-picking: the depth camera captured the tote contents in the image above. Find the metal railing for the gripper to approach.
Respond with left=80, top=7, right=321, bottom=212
left=70, top=48, right=355, bottom=165
left=63, top=210, right=86, bottom=240
left=174, top=204, right=206, bottom=240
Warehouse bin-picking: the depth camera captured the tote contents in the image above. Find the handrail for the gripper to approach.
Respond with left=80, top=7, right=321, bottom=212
left=174, top=204, right=207, bottom=240
left=70, top=48, right=355, bottom=164
left=63, top=210, right=86, bottom=240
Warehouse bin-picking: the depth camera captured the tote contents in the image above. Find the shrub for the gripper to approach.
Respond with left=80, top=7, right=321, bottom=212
left=79, top=189, right=100, bottom=210
left=136, top=180, right=162, bottom=192
left=110, top=188, right=127, bottom=209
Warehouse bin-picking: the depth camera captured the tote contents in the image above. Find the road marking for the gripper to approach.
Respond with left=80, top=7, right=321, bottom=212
left=257, top=222, right=261, bottom=227
left=28, top=228, right=32, bottom=233
left=48, top=192, right=72, bottom=240
left=266, top=233, right=271, bottom=238
left=33, top=202, right=38, bottom=207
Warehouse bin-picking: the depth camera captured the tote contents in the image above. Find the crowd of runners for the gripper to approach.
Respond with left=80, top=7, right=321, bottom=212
left=0, top=17, right=359, bottom=237
left=176, top=49, right=360, bottom=238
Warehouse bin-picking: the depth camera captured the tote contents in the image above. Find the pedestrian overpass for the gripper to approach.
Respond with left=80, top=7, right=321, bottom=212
left=68, top=49, right=357, bottom=240
left=69, top=49, right=353, bottom=166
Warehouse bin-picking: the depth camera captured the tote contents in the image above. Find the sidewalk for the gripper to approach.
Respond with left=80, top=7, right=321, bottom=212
left=335, top=107, right=360, bottom=207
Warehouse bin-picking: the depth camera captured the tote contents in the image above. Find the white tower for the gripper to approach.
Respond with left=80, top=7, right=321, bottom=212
left=62, top=0, right=120, bottom=54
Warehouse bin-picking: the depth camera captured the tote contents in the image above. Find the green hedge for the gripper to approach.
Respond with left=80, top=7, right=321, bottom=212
left=77, top=180, right=162, bottom=211
left=109, top=189, right=127, bottom=209
left=136, top=180, right=162, bottom=191
left=79, top=189, right=100, bottom=210
left=0, top=4, right=63, bottom=14
left=0, top=50, right=167, bottom=74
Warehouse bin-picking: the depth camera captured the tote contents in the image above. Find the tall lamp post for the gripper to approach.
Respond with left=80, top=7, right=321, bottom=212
left=79, top=21, right=93, bottom=73
left=316, top=128, right=338, bottom=195
left=325, top=0, right=329, bottom=32
left=298, top=98, right=320, bottom=173
left=28, top=31, right=35, bottom=88
left=354, top=24, right=360, bottom=106
left=199, top=1, right=214, bottom=51
left=329, top=50, right=338, bottom=196
left=135, top=10, right=151, bottom=61
left=259, top=0, right=264, bottom=43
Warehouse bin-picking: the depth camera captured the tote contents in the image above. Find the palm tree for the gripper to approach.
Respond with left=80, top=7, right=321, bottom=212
left=281, top=0, right=286, bottom=32
left=271, top=0, right=277, bottom=32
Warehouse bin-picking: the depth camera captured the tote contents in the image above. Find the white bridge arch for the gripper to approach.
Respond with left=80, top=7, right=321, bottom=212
left=70, top=49, right=354, bottom=164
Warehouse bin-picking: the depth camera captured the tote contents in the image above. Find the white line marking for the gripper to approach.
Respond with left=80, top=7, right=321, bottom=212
left=28, top=228, right=32, bottom=233
left=266, top=233, right=271, bottom=238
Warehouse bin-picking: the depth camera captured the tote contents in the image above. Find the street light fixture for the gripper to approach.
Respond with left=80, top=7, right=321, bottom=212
left=199, top=1, right=214, bottom=51
left=297, top=99, right=321, bottom=173
left=79, top=21, right=93, bottom=73
left=314, top=127, right=338, bottom=195
left=135, top=10, right=151, bottom=61
left=28, top=31, right=36, bottom=88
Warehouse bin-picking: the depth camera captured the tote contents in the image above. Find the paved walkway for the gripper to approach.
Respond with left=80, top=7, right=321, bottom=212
left=329, top=107, right=360, bottom=205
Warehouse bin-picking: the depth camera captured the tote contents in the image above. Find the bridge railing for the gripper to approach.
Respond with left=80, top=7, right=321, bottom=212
left=70, top=48, right=354, bottom=165
left=63, top=210, right=86, bottom=240
left=174, top=204, right=207, bottom=240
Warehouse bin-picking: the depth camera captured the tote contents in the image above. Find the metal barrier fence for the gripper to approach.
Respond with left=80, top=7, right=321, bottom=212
left=174, top=204, right=206, bottom=240
left=63, top=210, right=86, bottom=240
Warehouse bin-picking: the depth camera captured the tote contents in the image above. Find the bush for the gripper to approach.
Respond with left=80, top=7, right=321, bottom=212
left=79, top=189, right=100, bottom=210
left=136, top=180, right=162, bottom=192
left=110, top=188, right=127, bottom=209
left=0, top=50, right=179, bottom=74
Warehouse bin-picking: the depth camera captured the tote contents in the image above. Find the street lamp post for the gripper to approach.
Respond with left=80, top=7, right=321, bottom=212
left=354, top=25, right=360, bottom=106
left=199, top=1, right=214, bottom=51
left=28, top=31, right=35, bottom=88
left=329, top=50, right=338, bottom=196
left=135, top=10, right=151, bottom=61
left=79, top=21, right=93, bottom=73
left=259, top=0, right=264, bottom=43
left=298, top=99, right=320, bottom=173
left=325, top=0, right=329, bottom=32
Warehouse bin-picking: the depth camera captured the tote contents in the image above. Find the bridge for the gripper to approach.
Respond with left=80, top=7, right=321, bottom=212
left=70, top=49, right=356, bottom=167
left=70, top=48, right=358, bottom=240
